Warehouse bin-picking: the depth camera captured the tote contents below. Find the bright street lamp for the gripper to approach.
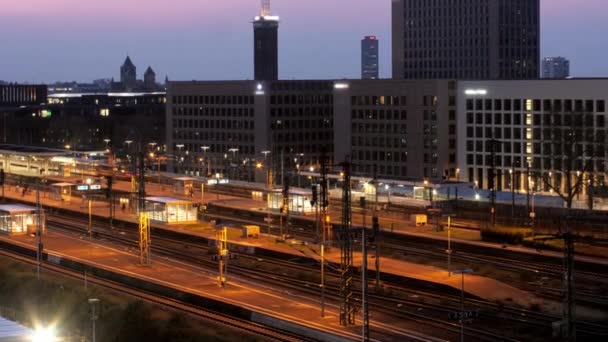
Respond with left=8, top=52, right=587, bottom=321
left=32, top=327, right=57, bottom=342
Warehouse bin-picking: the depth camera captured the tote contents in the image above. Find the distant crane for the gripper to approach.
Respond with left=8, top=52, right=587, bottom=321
left=261, top=0, right=271, bottom=17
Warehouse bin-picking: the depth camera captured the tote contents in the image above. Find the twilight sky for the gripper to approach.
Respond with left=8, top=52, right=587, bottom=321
left=1, top=0, right=606, bottom=83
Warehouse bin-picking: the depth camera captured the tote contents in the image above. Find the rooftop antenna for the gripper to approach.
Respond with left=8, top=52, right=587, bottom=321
left=261, top=0, right=271, bottom=17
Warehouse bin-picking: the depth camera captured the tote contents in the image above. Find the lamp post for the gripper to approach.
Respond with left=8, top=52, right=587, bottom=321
left=201, top=146, right=210, bottom=177
left=89, top=298, right=100, bottom=342
left=261, top=150, right=272, bottom=234
left=510, top=169, right=515, bottom=221
left=453, top=269, right=474, bottom=342
left=228, top=148, right=239, bottom=180
left=447, top=216, right=452, bottom=277
left=176, top=144, right=185, bottom=174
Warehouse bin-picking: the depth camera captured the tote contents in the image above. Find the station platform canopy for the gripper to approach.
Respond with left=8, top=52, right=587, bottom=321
left=144, top=197, right=197, bottom=224
left=0, top=204, right=40, bottom=235
left=0, top=204, right=37, bottom=214
left=173, top=177, right=195, bottom=196
left=267, top=188, right=314, bottom=214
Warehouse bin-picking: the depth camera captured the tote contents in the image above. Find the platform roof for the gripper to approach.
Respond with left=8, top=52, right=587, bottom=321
left=145, top=196, right=192, bottom=204
left=0, top=144, right=68, bottom=157
left=174, top=177, right=195, bottom=181
left=0, top=204, right=37, bottom=214
left=0, top=317, right=33, bottom=341
left=51, top=182, right=74, bottom=187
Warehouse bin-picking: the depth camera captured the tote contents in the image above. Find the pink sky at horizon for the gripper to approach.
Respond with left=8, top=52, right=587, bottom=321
left=1, top=0, right=607, bottom=82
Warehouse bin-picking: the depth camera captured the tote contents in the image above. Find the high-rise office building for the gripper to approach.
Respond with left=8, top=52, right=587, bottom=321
left=542, top=57, right=570, bottom=79
left=392, top=0, right=540, bottom=80
left=253, top=0, right=279, bottom=81
left=361, top=36, right=379, bottom=80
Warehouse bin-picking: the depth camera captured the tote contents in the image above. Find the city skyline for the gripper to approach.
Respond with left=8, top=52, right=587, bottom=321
left=1, top=0, right=607, bottom=83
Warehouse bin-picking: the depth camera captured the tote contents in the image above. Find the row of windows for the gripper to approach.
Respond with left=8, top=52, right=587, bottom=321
left=466, top=98, right=606, bottom=113
left=173, top=107, right=255, bottom=117
left=269, top=81, right=333, bottom=92
left=269, top=95, right=332, bottom=105
left=466, top=155, right=606, bottom=173
left=353, top=163, right=408, bottom=178
left=351, top=96, right=407, bottom=107
left=403, top=70, right=488, bottom=79
left=466, top=112, right=606, bottom=127
left=352, top=150, right=408, bottom=163
left=272, top=132, right=332, bottom=142
left=172, top=131, right=255, bottom=144
left=466, top=127, right=606, bottom=142
left=270, top=107, right=332, bottom=118
left=352, top=136, right=407, bottom=148
left=352, top=123, right=407, bottom=135
left=173, top=119, right=254, bottom=130
left=352, top=110, right=408, bottom=121
left=173, top=95, right=254, bottom=105
left=405, top=36, right=491, bottom=50
left=271, top=119, right=332, bottom=130
left=466, top=140, right=607, bottom=155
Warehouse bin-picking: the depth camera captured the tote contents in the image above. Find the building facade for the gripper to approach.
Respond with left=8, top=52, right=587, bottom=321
left=166, top=80, right=334, bottom=182
left=167, top=79, right=459, bottom=183
left=457, top=79, right=608, bottom=196
left=120, top=56, right=137, bottom=92
left=392, top=0, right=540, bottom=80
left=0, top=84, right=47, bottom=108
left=1, top=92, right=165, bottom=151
left=334, top=80, right=458, bottom=180
left=361, top=36, right=379, bottom=80
left=542, top=57, right=570, bottom=79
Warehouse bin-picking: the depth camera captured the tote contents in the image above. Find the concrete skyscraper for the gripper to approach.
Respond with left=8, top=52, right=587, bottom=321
left=542, top=57, right=570, bottom=79
left=253, top=0, right=279, bottom=81
left=361, top=36, right=379, bottom=80
left=392, top=0, right=540, bottom=80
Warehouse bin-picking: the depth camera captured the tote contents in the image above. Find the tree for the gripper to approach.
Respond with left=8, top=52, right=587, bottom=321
left=540, top=109, right=604, bottom=210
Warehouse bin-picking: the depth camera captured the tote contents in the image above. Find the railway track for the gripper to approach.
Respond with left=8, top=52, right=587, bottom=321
left=43, top=212, right=608, bottom=341
left=204, top=207, right=608, bottom=305
left=0, top=249, right=315, bottom=342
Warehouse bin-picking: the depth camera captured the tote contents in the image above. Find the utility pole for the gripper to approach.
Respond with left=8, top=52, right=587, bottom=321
left=138, top=151, right=151, bottom=266
left=447, top=216, right=452, bottom=277
left=216, top=226, right=228, bottom=288
left=361, top=228, right=370, bottom=341
left=36, top=176, right=43, bottom=280
left=339, top=161, right=355, bottom=326
left=319, top=148, right=329, bottom=317
left=526, top=162, right=531, bottom=216
left=563, top=232, right=576, bottom=342
left=88, top=199, right=92, bottom=239
left=280, top=175, right=289, bottom=240
left=510, top=168, right=515, bottom=222
left=89, top=298, right=100, bottom=342
left=0, top=168, right=5, bottom=202
left=488, top=139, right=497, bottom=228
left=372, top=166, right=380, bottom=291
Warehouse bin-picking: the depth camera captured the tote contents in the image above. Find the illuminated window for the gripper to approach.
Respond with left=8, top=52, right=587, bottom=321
left=526, top=99, right=533, bottom=111
left=100, top=109, right=109, bottom=117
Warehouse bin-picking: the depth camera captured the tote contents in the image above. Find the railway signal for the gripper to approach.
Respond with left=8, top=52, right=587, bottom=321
left=215, top=226, right=230, bottom=288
